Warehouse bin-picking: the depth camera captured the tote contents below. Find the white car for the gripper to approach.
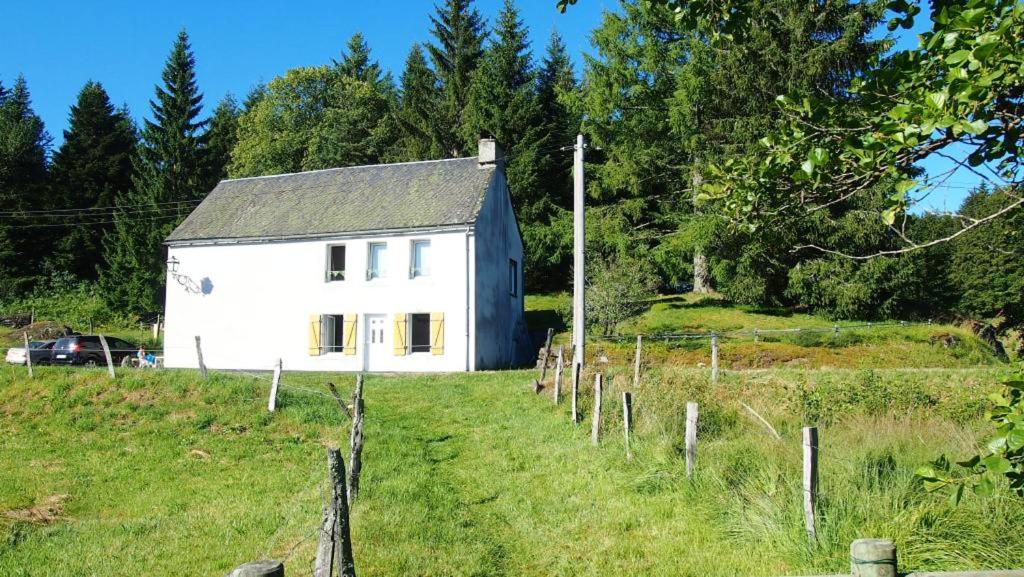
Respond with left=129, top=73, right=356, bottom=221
left=5, top=340, right=55, bottom=365
left=5, top=346, right=27, bottom=365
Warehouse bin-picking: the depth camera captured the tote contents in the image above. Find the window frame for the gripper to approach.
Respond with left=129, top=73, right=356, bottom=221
left=322, top=314, right=345, bottom=354
left=410, top=239, right=431, bottom=278
left=508, top=259, right=518, bottom=297
left=326, top=244, right=346, bottom=282
left=367, top=242, right=387, bottom=280
left=408, top=313, right=432, bottom=354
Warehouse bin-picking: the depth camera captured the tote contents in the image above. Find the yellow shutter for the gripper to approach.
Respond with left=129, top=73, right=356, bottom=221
left=343, top=315, right=358, bottom=356
left=308, top=315, right=321, bottom=356
left=393, top=313, right=407, bottom=356
left=430, top=312, right=444, bottom=355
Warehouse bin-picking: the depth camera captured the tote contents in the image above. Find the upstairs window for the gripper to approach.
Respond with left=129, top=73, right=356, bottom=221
left=409, top=313, right=431, bottom=353
left=411, top=240, right=430, bottom=278
left=509, top=259, right=518, bottom=297
left=327, top=245, right=346, bottom=281
left=367, top=242, right=386, bottom=279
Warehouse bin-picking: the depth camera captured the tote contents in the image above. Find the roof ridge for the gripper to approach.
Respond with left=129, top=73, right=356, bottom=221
left=220, top=156, right=481, bottom=184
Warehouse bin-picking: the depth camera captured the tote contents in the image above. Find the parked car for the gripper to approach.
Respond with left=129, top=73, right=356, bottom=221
left=5, top=340, right=56, bottom=366
left=50, top=336, right=137, bottom=367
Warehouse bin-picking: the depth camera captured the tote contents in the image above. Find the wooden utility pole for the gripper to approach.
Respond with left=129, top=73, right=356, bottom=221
left=572, top=133, right=586, bottom=371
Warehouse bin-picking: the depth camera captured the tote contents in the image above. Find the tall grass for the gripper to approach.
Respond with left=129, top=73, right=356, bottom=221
left=0, top=365, right=1021, bottom=576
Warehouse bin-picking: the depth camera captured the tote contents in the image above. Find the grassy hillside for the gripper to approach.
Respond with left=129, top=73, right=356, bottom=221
left=1, top=365, right=1022, bottom=576
left=526, top=293, right=1003, bottom=368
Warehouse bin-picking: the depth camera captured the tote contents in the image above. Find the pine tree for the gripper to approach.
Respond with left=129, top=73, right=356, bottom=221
left=335, top=33, right=383, bottom=84
left=100, top=30, right=209, bottom=314
left=463, top=0, right=541, bottom=211
left=204, top=94, right=240, bottom=187
left=535, top=30, right=578, bottom=210
left=0, top=76, right=51, bottom=298
left=427, top=0, right=487, bottom=156
left=393, top=43, right=443, bottom=161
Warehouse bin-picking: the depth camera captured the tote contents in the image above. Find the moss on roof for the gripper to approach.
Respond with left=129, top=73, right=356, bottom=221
left=166, top=157, right=494, bottom=242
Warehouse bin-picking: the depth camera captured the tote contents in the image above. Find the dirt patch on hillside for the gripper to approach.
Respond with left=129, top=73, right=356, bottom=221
left=3, top=494, right=70, bottom=524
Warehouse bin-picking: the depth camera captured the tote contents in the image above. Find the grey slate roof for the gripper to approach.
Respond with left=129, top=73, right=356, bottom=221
left=166, top=157, right=494, bottom=243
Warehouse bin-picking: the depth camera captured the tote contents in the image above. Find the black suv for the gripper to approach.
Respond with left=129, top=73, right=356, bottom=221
left=51, top=336, right=137, bottom=366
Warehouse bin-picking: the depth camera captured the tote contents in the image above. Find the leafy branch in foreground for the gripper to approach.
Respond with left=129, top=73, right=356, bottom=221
left=916, top=366, right=1024, bottom=503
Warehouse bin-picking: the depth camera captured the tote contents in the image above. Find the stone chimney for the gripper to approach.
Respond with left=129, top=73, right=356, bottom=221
left=478, top=136, right=503, bottom=169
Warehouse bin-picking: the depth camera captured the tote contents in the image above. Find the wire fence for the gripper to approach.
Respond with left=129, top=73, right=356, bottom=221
left=594, top=319, right=931, bottom=343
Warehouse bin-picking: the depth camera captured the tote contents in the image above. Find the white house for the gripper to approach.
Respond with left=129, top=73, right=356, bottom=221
left=163, top=138, right=531, bottom=372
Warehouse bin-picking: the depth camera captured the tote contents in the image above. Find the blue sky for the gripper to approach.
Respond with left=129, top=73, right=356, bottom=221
left=2, top=0, right=979, bottom=210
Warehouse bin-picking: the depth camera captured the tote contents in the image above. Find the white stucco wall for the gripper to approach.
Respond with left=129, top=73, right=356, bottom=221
left=164, top=227, right=474, bottom=372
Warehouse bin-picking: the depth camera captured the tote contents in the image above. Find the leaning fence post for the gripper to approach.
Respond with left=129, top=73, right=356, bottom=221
left=710, top=333, right=719, bottom=383
left=98, top=335, right=115, bottom=380
left=268, top=358, right=282, bottom=412
left=195, top=335, right=208, bottom=379
left=348, top=375, right=364, bottom=505
left=632, top=335, right=643, bottom=387
left=850, top=538, right=897, bottom=577
left=539, top=328, right=554, bottom=381
left=623, top=391, right=633, bottom=460
left=803, top=426, right=819, bottom=545
left=553, top=346, right=563, bottom=404
left=571, top=360, right=580, bottom=424
left=23, top=332, right=33, bottom=379
left=591, top=373, right=603, bottom=446
left=685, top=401, right=698, bottom=479
left=314, top=448, right=356, bottom=577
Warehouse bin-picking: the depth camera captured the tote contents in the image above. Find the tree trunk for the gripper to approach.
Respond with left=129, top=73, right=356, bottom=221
left=691, top=169, right=713, bottom=294
left=693, top=249, right=712, bottom=294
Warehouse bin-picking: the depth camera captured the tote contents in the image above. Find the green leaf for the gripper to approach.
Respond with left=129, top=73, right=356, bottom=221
left=961, top=119, right=989, bottom=135
left=972, top=477, right=994, bottom=497
left=881, top=208, right=897, bottom=226
left=801, top=159, right=815, bottom=176
left=926, top=92, right=948, bottom=109
left=915, top=465, right=937, bottom=479
left=946, top=50, right=972, bottom=65
left=895, top=179, right=916, bottom=195
left=982, top=455, right=1012, bottom=475
left=1008, top=427, right=1024, bottom=450
left=949, top=483, right=966, bottom=506
left=809, top=148, right=829, bottom=166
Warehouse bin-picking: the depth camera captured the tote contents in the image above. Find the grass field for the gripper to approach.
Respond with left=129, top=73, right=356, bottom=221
left=526, top=293, right=1005, bottom=368
left=1, top=364, right=1022, bottom=576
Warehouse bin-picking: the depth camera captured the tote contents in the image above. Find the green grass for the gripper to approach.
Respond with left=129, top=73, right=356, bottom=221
left=1, top=364, right=1022, bottom=576
left=526, top=293, right=1003, bottom=368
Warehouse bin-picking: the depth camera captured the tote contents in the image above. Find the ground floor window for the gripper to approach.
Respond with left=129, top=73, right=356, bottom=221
left=323, top=314, right=345, bottom=353
left=409, top=313, right=431, bottom=353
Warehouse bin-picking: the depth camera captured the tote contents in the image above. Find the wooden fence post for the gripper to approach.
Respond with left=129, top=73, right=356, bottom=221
left=803, top=426, right=819, bottom=545
left=268, top=358, right=282, bottom=412
left=685, top=401, right=698, bottom=479
left=834, top=324, right=840, bottom=338
left=623, top=391, right=633, bottom=460
left=851, top=539, right=896, bottom=577
left=539, top=328, right=554, bottom=381
left=591, top=373, right=603, bottom=446
left=195, top=335, right=208, bottom=379
left=98, top=335, right=115, bottom=380
left=314, top=448, right=356, bottom=577
left=710, top=334, right=719, bottom=383
left=753, top=328, right=760, bottom=343
left=571, top=360, right=580, bottom=424
left=553, top=346, right=563, bottom=404
left=632, top=335, right=642, bottom=388
left=348, top=375, right=364, bottom=505
left=23, top=332, right=33, bottom=379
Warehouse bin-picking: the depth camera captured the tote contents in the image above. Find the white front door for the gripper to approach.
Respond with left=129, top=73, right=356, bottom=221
left=364, top=314, right=387, bottom=371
